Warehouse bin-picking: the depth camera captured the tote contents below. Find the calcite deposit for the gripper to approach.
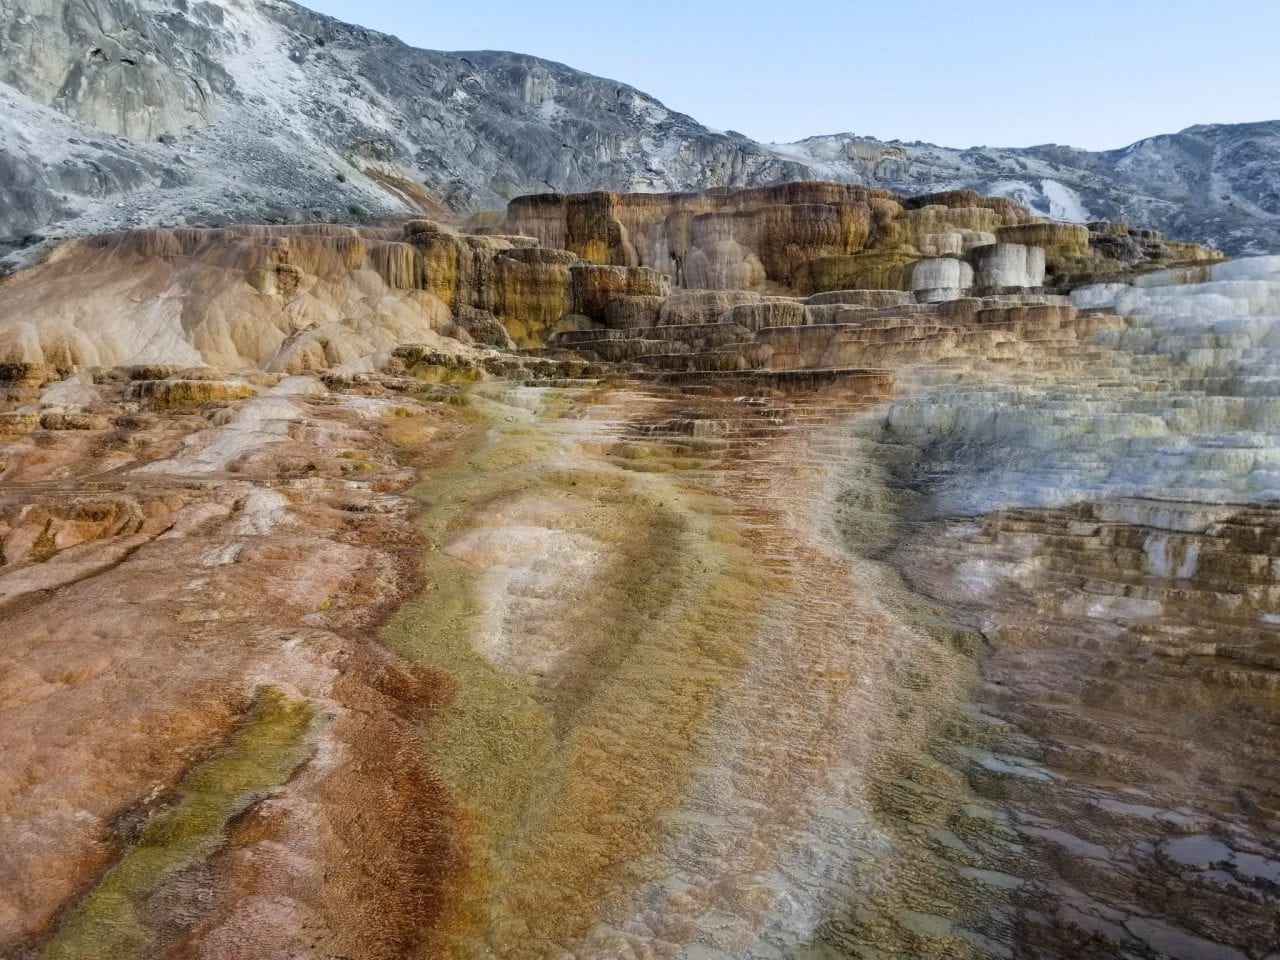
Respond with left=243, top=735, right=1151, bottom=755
left=0, top=221, right=667, bottom=369
left=496, top=184, right=1220, bottom=297
left=0, top=184, right=1213, bottom=386
left=0, top=191, right=1275, bottom=960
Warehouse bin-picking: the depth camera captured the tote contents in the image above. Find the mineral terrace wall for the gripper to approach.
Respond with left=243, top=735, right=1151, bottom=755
left=0, top=191, right=1274, bottom=960
left=497, top=183, right=1220, bottom=296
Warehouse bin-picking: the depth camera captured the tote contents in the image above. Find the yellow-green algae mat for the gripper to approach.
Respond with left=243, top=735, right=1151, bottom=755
left=382, top=384, right=766, bottom=958
left=40, top=686, right=315, bottom=960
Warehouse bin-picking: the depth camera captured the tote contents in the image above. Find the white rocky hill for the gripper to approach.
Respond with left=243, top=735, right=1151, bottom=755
left=782, top=124, right=1280, bottom=256
left=2, top=0, right=1277, bottom=264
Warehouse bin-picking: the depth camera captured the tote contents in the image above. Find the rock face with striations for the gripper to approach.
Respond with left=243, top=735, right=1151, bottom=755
left=498, top=184, right=1220, bottom=300
left=0, top=220, right=666, bottom=374
left=1, top=0, right=1278, bottom=264
left=0, top=183, right=1217, bottom=381
left=0, top=182, right=1221, bottom=383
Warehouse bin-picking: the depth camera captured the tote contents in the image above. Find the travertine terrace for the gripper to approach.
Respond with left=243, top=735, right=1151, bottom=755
left=494, top=184, right=1216, bottom=296
left=0, top=185, right=1276, bottom=960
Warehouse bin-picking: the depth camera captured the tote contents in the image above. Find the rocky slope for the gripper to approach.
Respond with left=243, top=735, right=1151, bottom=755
left=2, top=184, right=1278, bottom=958
left=0, top=0, right=807, bottom=260
left=2, top=0, right=1277, bottom=264
left=4, top=250, right=1278, bottom=960
left=0, top=185, right=1217, bottom=376
left=781, top=122, right=1280, bottom=257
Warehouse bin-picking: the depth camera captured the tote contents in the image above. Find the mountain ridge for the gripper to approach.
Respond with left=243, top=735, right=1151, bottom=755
left=1, top=0, right=1277, bottom=262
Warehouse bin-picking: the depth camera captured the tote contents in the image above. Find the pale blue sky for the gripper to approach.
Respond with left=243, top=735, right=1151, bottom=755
left=306, top=0, right=1280, bottom=151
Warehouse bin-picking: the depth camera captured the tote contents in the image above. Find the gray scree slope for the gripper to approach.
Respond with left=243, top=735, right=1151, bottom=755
left=1, top=0, right=1277, bottom=258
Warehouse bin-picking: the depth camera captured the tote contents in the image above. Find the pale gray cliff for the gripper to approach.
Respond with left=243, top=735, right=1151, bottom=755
left=1, top=0, right=1277, bottom=260
left=0, top=0, right=808, bottom=258
left=781, top=124, right=1280, bottom=256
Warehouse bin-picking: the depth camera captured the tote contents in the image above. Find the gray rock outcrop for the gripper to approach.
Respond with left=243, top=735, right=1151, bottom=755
left=0, top=0, right=1276, bottom=262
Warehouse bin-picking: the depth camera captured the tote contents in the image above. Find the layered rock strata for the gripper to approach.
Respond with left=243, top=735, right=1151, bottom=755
left=834, top=256, right=1280, bottom=958
left=498, top=184, right=1220, bottom=297
left=0, top=187, right=1218, bottom=392
left=0, top=221, right=667, bottom=371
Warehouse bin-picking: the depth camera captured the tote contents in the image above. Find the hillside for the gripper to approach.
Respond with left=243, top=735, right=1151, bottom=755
left=1, top=0, right=1278, bottom=263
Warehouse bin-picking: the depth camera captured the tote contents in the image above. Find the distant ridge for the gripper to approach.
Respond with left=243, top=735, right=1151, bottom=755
left=1, top=0, right=1277, bottom=258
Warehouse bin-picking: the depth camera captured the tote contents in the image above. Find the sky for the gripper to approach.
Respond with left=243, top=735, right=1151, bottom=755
left=304, top=0, right=1280, bottom=151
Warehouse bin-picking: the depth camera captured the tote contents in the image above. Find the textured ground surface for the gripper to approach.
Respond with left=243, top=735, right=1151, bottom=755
left=1, top=367, right=1002, bottom=958
left=2, top=217, right=1279, bottom=958
left=4, top=365, right=1277, bottom=958
left=1, top=370, right=472, bottom=958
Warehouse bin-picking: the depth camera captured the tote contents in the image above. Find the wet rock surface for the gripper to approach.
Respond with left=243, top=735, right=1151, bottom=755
left=0, top=365, right=488, bottom=957
left=832, top=256, right=1280, bottom=958
left=2, top=202, right=1278, bottom=959
left=886, top=502, right=1280, bottom=959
